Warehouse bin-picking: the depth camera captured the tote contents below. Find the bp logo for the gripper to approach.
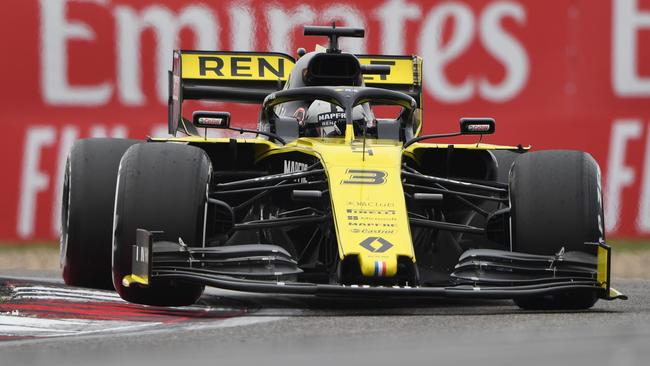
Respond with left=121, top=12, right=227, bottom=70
left=359, top=237, right=393, bottom=253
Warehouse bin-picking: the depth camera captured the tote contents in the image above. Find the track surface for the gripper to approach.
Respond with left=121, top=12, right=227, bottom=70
left=0, top=271, right=648, bottom=366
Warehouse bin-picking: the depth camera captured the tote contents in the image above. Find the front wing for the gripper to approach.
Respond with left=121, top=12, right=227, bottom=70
left=122, top=229, right=627, bottom=301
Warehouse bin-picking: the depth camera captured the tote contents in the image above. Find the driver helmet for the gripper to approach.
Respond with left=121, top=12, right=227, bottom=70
left=302, top=100, right=375, bottom=137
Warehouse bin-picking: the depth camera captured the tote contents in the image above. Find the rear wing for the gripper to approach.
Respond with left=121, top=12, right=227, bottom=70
left=168, top=50, right=423, bottom=135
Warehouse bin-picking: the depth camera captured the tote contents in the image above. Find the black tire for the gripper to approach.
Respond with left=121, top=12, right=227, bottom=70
left=61, top=138, right=140, bottom=289
left=509, top=150, right=604, bottom=310
left=112, top=143, right=209, bottom=306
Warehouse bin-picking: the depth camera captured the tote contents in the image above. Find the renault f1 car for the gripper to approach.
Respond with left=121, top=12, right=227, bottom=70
left=60, top=24, right=626, bottom=309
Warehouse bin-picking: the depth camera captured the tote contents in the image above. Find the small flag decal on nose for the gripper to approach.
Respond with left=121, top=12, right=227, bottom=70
left=374, top=261, right=387, bottom=276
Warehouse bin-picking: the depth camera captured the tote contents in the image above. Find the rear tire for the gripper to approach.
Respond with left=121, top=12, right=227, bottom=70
left=112, top=143, right=210, bottom=306
left=61, top=138, right=139, bottom=289
left=509, top=150, right=604, bottom=310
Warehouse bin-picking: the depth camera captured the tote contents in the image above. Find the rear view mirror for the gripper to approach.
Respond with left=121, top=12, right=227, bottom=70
left=274, top=117, right=299, bottom=142
left=193, top=111, right=231, bottom=129
left=460, top=117, right=495, bottom=135
left=377, top=119, right=400, bottom=140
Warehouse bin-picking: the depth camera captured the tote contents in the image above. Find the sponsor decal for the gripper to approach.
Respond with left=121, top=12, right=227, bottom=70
left=317, top=112, right=346, bottom=122
left=347, top=201, right=395, bottom=208
left=283, top=160, right=308, bottom=183
left=283, top=160, right=308, bottom=174
left=348, top=221, right=396, bottom=227
left=351, top=228, right=395, bottom=234
left=315, top=120, right=338, bottom=128
left=197, top=117, right=226, bottom=127
left=347, top=209, right=396, bottom=215
left=359, top=236, right=394, bottom=253
left=333, top=88, right=359, bottom=93
left=466, top=124, right=492, bottom=132
left=345, top=200, right=398, bottom=235
left=181, top=53, right=294, bottom=81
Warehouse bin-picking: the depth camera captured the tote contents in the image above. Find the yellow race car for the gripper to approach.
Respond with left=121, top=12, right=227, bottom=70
left=60, top=24, right=626, bottom=309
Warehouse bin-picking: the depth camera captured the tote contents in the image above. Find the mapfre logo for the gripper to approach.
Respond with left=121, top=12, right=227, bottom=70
left=284, top=160, right=308, bottom=183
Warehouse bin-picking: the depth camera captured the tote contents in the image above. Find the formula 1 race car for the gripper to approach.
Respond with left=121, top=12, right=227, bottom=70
left=60, top=24, right=626, bottom=309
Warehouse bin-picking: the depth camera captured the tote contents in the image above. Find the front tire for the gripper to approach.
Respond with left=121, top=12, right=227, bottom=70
left=61, top=138, right=139, bottom=289
left=112, top=143, right=210, bottom=306
left=509, top=150, right=604, bottom=310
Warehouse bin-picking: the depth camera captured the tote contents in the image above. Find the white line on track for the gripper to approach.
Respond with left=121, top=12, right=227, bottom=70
left=0, top=314, right=162, bottom=338
left=1, top=278, right=286, bottom=342
left=0, top=314, right=285, bottom=344
left=11, top=286, right=122, bottom=302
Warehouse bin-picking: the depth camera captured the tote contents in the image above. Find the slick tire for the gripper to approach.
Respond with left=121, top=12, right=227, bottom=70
left=61, top=138, right=140, bottom=290
left=112, top=143, right=209, bottom=306
left=509, top=150, right=604, bottom=310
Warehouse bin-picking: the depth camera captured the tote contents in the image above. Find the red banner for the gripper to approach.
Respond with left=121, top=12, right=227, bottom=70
left=1, top=0, right=649, bottom=242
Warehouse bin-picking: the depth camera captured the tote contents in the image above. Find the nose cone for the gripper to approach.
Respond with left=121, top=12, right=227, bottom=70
left=358, top=250, right=398, bottom=277
left=314, top=140, right=415, bottom=280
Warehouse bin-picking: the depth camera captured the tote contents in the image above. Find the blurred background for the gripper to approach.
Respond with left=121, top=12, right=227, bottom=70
left=0, top=0, right=648, bottom=274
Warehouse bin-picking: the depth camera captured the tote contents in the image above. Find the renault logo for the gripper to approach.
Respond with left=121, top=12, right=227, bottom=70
left=359, top=237, right=393, bottom=253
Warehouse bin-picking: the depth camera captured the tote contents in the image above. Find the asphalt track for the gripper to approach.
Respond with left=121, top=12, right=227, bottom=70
left=0, top=271, right=648, bottom=366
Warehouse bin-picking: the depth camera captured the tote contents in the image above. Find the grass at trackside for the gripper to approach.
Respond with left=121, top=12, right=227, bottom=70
left=0, top=242, right=58, bottom=251
left=608, top=239, right=650, bottom=252
left=0, top=240, right=649, bottom=252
